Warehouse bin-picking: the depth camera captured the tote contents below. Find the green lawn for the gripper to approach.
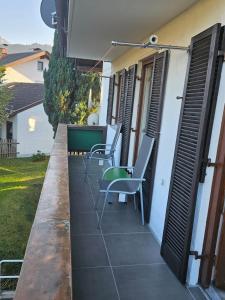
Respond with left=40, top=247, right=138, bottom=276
left=0, top=158, right=48, bottom=262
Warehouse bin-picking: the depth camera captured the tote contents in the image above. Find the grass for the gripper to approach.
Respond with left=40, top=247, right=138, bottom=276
left=0, top=157, right=48, bottom=265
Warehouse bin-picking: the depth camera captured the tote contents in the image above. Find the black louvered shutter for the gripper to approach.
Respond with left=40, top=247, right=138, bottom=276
left=106, top=75, right=115, bottom=124
left=120, top=65, right=137, bottom=165
left=161, top=24, right=225, bottom=284
left=117, top=69, right=127, bottom=123
left=142, top=51, right=169, bottom=222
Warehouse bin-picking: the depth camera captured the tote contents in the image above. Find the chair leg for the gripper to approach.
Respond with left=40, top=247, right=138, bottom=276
left=133, top=194, right=137, bottom=210
left=84, top=157, right=89, bottom=181
left=97, top=191, right=109, bottom=229
left=139, top=185, right=145, bottom=226
left=112, top=154, right=115, bottom=166
left=94, top=190, right=101, bottom=210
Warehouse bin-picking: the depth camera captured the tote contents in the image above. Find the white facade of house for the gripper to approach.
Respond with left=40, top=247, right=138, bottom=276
left=99, top=62, right=112, bottom=126
left=16, top=103, right=54, bottom=156
left=109, top=7, right=225, bottom=289
left=0, top=104, right=54, bottom=156
left=0, top=51, right=54, bottom=156
left=88, top=0, right=225, bottom=288
left=4, top=58, right=49, bottom=83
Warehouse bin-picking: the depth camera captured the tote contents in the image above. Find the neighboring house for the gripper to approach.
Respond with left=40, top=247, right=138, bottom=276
left=52, top=0, right=225, bottom=297
left=0, top=48, right=49, bottom=83
left=0, top=83, right=53, bottom=156
left=0, top=47, right=54, bottom=156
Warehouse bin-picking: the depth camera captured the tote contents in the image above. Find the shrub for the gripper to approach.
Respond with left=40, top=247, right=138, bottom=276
left=31, top=151, right=47, bottom=162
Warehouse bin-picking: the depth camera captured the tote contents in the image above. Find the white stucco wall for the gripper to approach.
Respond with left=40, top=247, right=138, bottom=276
left=5, top=58, right=49, bottom=83
left=149, top=50, right=188, bottom=243
left=99, top=62, right=112, bottom=125
left=110, top=0, right=225, bottom=285
left=16, top=103, right=54, bottom=156
left=106, top=124, right=122, bottom=166
left=0, top=122, right=6, bottom=139
left=0, top=116, right=17, bottom=139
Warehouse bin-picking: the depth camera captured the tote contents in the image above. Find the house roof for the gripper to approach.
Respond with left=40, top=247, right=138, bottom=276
left=0, top=50, right=50, bottom=67
left=56, top=0, right=198, bottom=60
left=7, top=83, right=44, bottom=116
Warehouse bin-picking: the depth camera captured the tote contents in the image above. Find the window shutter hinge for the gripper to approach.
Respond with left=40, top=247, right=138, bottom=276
left=207, top=158, right=218, bottom=167
left=189, top=250, right=205, bottom=260
left=218, top=51, right=225, bottom=60
left=176, top=96, right=183, bottom=100
left=136, top=75, right=142, bottom=81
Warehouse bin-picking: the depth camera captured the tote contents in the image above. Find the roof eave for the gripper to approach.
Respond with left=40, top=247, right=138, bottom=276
left=9, top=100, right=44, bottom=117
left=2, top=51, right=50, bottom=68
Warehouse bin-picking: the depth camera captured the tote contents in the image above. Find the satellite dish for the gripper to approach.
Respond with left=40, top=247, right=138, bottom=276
left=40, top=0, right=56, bottom=29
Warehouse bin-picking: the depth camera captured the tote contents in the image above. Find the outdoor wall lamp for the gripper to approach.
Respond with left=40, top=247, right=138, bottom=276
left=28, top=118, right=36, bottom=132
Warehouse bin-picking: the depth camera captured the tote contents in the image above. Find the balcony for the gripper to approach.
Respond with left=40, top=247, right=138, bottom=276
left=13, top=124, right=205, bottom=300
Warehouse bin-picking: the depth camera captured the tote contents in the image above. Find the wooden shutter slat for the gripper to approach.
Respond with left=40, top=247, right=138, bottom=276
left=142, top=51, right=169, bottom=222
left=117, top=69, right=127, bottom=123
left=161, top=24, right=225, bottom=284
left=120, top=64, right=137, bottom=165
left=106, top=75, right=115, bottom=125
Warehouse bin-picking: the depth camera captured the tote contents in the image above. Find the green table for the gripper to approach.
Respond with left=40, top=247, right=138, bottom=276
left=103, top=168, right=130, bottom=203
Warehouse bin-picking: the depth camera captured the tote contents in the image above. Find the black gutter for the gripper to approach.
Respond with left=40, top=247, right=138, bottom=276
left=55, top=0, right=69, bottom=57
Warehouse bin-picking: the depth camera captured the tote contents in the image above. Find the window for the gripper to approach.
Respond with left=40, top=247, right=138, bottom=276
left=37, top=61, right=44, bottom=71
left=28, top=118, right=36, bottom=132
left=6, top=121, right=13, bottom=140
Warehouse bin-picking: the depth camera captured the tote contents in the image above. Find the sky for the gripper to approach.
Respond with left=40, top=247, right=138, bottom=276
left=0, top=0, right=54, bottom=45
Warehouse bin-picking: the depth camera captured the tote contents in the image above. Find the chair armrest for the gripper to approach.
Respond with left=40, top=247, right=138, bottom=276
left=90, top=147, right=113, bottom=158
left=90, top=143, right=112, bottom=152
left=106, top=178, right=146, bottom=192
left=102, top=166, right=134, bottom=179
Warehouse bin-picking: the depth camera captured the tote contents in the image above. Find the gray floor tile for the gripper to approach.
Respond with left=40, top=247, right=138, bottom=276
left=71, top=195, right=94, bottom=213
left=72, top=235, right=109, bottom=268
left=69, top=177, right=89, bottom=193
left=113, top=264, right=192, bottom=300
left=71, top=212, right=100, bottom=235
left=69, top=157, right=196, bottom=300
left=96, top=196, right=136, bottom=212
left=84, top=160, right=107, bottom=176
left=68, top=156, right=86, bottom=173
left=73, top=267, right=119, bottom=300
left=188, top=286, right=208, bottom=299
left=101, top=210, right=150, bottom=234
left=104, top=233, right=164, bottom=266
left=70, top=179, right=95, bottom=212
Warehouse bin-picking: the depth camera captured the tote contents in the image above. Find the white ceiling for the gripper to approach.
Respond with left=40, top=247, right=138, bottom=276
left=67, top=0, right=198, bottom=61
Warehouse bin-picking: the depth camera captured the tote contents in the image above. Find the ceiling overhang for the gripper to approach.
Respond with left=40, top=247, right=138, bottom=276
left=66, top=0, right=198, bottom=61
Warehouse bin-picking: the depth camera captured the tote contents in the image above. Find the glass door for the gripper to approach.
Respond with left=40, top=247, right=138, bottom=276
left=133, top=61, right=153, bottom=162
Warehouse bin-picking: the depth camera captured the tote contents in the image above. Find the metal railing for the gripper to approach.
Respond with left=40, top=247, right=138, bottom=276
left=0, top=260, right=23, bottom=296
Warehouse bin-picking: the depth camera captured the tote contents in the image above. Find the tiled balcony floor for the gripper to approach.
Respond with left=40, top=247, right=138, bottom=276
left=69, top=156, right=207, bottom=300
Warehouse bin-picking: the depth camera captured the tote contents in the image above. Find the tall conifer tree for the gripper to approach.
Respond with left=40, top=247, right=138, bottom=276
left=44, top=31, right=100, bottom=134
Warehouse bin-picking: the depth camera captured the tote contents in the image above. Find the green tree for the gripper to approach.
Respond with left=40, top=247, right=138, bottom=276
left=44, top=31, right=101, bottom=134
left=0, top=67, right=11, bottom=125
